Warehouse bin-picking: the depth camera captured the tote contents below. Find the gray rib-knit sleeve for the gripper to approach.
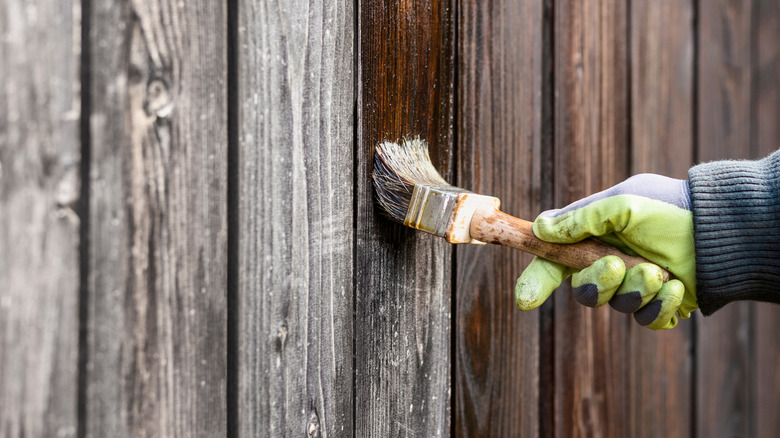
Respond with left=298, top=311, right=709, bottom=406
left=688, top=149, right=780, bottom=315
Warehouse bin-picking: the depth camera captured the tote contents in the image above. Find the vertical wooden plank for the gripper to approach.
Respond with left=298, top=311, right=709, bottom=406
left=0, top=1, right=80, bottom=436
left=356, top=0, right=454, bottom=436
left=629, top=1, right=695, bottom=437
left=454, top=0, right=542, bottom=436
left=631, top=0, right=695, bottom=180
left=753, top=0, right=780, bottom=436
left=752, top=0, right=780, bottom=161
left=86, top=0, right=227, bottom=435
left=552, top=1, right=630, bottom=436
left=236, top=0, right=354, bottom=436
left=696, top=0, right=754, bottom=436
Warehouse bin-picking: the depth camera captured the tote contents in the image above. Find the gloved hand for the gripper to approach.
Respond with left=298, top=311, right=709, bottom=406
left=515, top=174, right=697, bottom=329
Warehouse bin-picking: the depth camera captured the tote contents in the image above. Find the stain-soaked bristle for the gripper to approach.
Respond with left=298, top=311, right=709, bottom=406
left=372, top=138, right=451, bottom=223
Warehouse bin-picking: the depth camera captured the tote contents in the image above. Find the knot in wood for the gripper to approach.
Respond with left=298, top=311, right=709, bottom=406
left=55, top=166, right=80, bottom=210
left=145, top=79, right=174, bottom=118
left=307, top=411, right=320, bottom=437
left=274, top=324, right=287, bottom=353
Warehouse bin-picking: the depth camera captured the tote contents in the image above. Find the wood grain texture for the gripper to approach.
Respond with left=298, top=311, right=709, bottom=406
left=454, top=0, right=543, bottom=435
left=630, top=0, right=695, bottom=180
left=236, top=0, right=354, bottom=436
left=86, top=1, right=227, bottom=436
left=696, top=0, right=755, bottom=436
left=755, top=304, right=780, bottom=438
left=551, top=1, right=630, bottom=436
left=752, top=0, right=780, bottom=162
left=0, top=1, right=81, bottom=436
left=753, top=1, right=780, bottom=436
left=356, top=0, right=454, bottom=436
left=628, top=1, right=695, bottom=437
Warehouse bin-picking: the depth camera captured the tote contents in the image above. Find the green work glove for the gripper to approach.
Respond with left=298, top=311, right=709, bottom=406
left=515, top=174, right=697, bottom=330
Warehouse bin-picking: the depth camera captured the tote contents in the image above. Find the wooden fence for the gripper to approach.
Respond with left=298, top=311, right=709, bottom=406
left=1, top=0, right=778, bottom=436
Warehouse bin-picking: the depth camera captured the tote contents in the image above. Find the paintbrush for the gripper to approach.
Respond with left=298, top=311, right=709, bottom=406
left=372, top=138, right=670, bottom=281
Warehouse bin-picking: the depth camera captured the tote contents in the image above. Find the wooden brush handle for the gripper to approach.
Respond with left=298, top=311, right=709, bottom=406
left=470, top=207, right=671, bottom=282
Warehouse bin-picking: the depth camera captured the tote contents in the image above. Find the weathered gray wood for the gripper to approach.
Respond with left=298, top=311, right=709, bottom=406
left=629, top=1, right=695, bottom=437
left=356, top=1, right=454, bottom=436
left=86, top=1, right=227, bottom=436
left=0, top=1, right=81, bottom=436
left=753, top=1, right=780, bottom=436
left=551, top=1, right=631, bottom=436
left=236, top=0, right=354, bottom=436
left=454, top=0, right=543, bottom=435
left=696, top=0, right=755, bottom=436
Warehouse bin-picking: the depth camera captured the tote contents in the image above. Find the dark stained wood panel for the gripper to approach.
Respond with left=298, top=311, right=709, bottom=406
left=356, top=0, right=455, bottom=436
left=696, top=0, right=755, bottom=436
left=753, top=1, right=780, bottom=436
left=629, top=1, right=695, bottom=437
left=752, top=0, right=780, bottom=163
left=755, top=308, right=780, bottom=437
left=631, top=0, right=695, bottom=181
left=86, top=1, right=227, bottom=435
left=551, top=1, right=630, bottom=436
left=235, top=0, right=355, bottom=436
left=454, top=0, right=543, bottom=435
left=0, top=0, right=81, bottom=436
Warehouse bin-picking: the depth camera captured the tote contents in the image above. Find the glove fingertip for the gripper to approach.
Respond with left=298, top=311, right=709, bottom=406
left=634, top=300, right=663, bottom=327
left=610, top=291, right=643, bottom=313
left=515, top=274, right=557, bottom=310
left=515, top=257, right=570, bottom=310
left=610, top=263, right=664, bottom=313
left=571, top=255, right=625, bottom=307
left=534, top=208, right=603, bottom=244
left=634, top=280, right=685, bottom=330
left=533, top=216, right=576, bottom=244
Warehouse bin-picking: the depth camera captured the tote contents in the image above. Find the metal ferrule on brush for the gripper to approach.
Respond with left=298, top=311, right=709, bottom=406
left=403, top=184, right=501, bottom=245
left=404, top=184, right=464, bottom=236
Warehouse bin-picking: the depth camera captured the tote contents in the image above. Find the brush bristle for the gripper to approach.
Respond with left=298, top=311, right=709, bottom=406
left=372, top=138, right=451, bottom=223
